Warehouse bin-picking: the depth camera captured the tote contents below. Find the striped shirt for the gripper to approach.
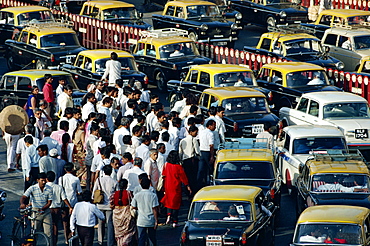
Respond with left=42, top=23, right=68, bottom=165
left=23, top=184, right=53, bottom=209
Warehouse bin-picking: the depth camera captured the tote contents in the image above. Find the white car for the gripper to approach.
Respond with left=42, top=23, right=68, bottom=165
left=277, top=125, right=347, bottom=194
left=279, top=91, right=370, bottom=151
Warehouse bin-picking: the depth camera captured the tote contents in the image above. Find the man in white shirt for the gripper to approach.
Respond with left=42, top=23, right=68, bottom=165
left=4, top=132, right=20, bottom=172
left=23, top=136, right=40, bottom=191
left=205, top=107, right=221, bottom=149
left=37, top=145, right=57, bottom=176
left=197, top=120, right=216, bottom=191
left=144, top=149, right=160, bottom=190
left=123, top=157, right=145, bottom=191
left=70, top=190, right=105, bottom=246
left=135, top=136, right=151, bottom=165
left=81, top=93, right=97, bottom=121
left=85, top=124, right=100, bottom=190
left=98, top=97, right=115, bottom=134
left=215, top=106, right=226, bottom=144
left=132, top=125, right=143, bottom=150
left=299, top=228, right=326, bottom=243
left=113, top=117, right=131, bottom=152
left=256, top=122, right=275, bottom=150
left=68, top=108, right=82, bottom=137
left=101, top=52, right=122, bottom=86
left=168, top=117, right=181, bottom=150
left=55, top=77, right=66, bottom=98
left=116, top=152, right=134, bottom=181
left=57, top=85, right=74, bottom=118
left=16, top=125, right=39, bottom=171
left=40, top=129, right=60, bottom=156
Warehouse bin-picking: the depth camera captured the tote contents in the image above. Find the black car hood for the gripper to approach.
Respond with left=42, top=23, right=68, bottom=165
left=165, top=56, right=211, bottom=68
left=214, top=180, right=274, bottom=194
left=312, top=193, right=370, bottom=208
left=224, top=113, right=279, bottom=127
left=186, top=16, right=231, bottom=25
left=187, top=221, right=251, bottom=239
left=121, top=70, right=146, bottom=80
left=267, top=3, right=307, bottom=12
left=44, top=46, right=87, bottom=56
left=291, top=85, right=341, bottom=93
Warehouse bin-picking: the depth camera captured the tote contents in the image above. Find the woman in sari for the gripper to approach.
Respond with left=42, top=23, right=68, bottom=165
left=110, top=179, right=136, bottom=245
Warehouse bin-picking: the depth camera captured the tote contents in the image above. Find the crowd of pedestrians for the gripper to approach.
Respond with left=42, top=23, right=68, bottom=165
left=4, top=70, right=232, bottom=246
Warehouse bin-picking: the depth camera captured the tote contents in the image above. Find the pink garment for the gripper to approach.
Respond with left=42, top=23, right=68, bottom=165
left=50, top=130, right=66, bottom=145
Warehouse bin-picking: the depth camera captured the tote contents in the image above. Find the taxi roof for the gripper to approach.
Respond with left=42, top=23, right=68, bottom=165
left=83, top=0, right=134, bottom=9
left=307, top=160, right=369, bottom=175
left=283, top=125, right=344, bottom=139
left=297, top=205, right=369, bottom=224
left=193, top=185, right=262, bottom=202
left=191, top=64, right=252, bottom=74
left=167, top=0, right=215, bottom=7
left=4, top=69, right=71, bottom=79
left=262, top=32, right=319, bottom=42
left=302, top=91, right=367, bottom=105
left=216, top=149, right=273, bottom=163
left=262, top=62, right=326, bottom=73
left=0, top=6, right=51, bottom=14
left=23, top=25, right=75, bottom=35
left=320, top=9, right=370, bottom=18
left=139, top=36, right=193, bottom=46
left=203, top=87, right=264, bottom=98
left=78, top=49, right=132, bottom=59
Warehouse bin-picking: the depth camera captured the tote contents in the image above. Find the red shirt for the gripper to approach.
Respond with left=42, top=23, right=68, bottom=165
left=112, top=190, right=130, bottom=206
left=43, top=83, right=54, bottom=103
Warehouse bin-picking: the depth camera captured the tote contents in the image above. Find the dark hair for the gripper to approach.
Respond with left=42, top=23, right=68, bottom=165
left=102, top=97, right=113, bottom=105
left=44, top=74, right=52, bottom=80
left=157, top=111, right=166, bottom=119
left=111, top=52, right=118, bottom=60
left=187, top=117, right=196, bottom=126
left=64, top=162, right=74, bottom=172
left=31, top=85, right=39, bottom=93
left=162, top=120, right=169, bottom=129
left=88, top=112, right=97, bottom=121
left=63, top=84, right=73, bottom=91
left=123, top=86, right=133, bottom=96
left=190, top=105, right=198, bottom=114
left=81, top=190, right=92, bottom=202
left=137, top=115, right=146, bottom=123
left=208, top=106, right=217, bottom=116
left=127, top=99, right=136, bottom=110
left=37, top=172, right=47, bottom=180
left=217, top=106, right=225, bottom=113
left=264, top=122, right=272, bottom=131
left=122, top=152, right=133, bottom=160
left=46, top=171, right=55, bottom=182
left=152, top=103, right=163, bottom=112
left=24, top=135, right=33, bottom=144
left=90, top=123, right=100, bottom=133
left=150, top=93, right=159, bottom=100
left=132, top=125, right=142, bottom=134
left=185, top=93, right=197, bottom=105
left=43, top=129, right=52, bottom=137
left=61, top=133, right=71, bottom=162
left=116, top=79, right=124, bottom=88
left=29, top=116, right=36, bottom=125
left=172, top=117, right=182, bottom=126
left=150, top=131, right=160, bottom=141
left=133, top=157, right=143, bottom=167
left=99, top=128, right=109, bottom=138
left=206, top=119, right=216, bottom=127
left=138, top=172, right=148, bottom=180
left=169, top=111, right=179, bottom=119
left=157, top=143, right=165, bottom=150
left=166, top=150, right=180, bottom=164
left=138, top=102, right=148, bottom=112
left=37, top=144, right=48, bottom=152
left=194, top=114, right=204, bottom=124
left=141, top=135, right=151, bottom=144
left=162, top=131, right=170, bottom=142
left=140, top=177, right=151, bottom=189
left=86, top=92, right=95, bottom=100
left=123, top=135, right=132, bottom=145
left=133, top=89, right=142, bottom=95
left=25, top=124, right=35, bottom=135
left=117, top=179, right=128, bottom=206
left=102, top=165, right=112, bottom=175
left=59, top=120, right=69, bottom=131
left=188, top=125, right=198, bottom=133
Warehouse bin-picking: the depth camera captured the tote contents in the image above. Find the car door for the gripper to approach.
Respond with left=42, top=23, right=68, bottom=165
left=253, top=193, right=274, bottom=245
left=16, top=76, right=33, bottom=103
left=304, top=99, right=321, bottom=125
left=279, top=131, right=299, bottom=186
left=199, top=92, right=211, bottom=116
left=313, top=14, right=333, bottom=39
left=337, top=35, right=360, bottom=71
left=197, top=71, right=211, bottom=92
left=12, top=30, right=30, bottom=67
left=286, top=97, right=309, bottom=125
left=296, top=165, right=310, bottom=213
left=74, top=54, right=93, bottom=87
left=241, top=0, right=258, bottom=24
left=153, top=5, right=175, bottom=29
left=0, top=11, right=16, bottom=45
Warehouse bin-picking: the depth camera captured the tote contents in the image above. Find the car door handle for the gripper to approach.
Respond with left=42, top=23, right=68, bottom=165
left=278, top=87, right=283, bottom=91
left=301, top=115, right=305, bottom=118
left=153, top=60, right=157, bottom=63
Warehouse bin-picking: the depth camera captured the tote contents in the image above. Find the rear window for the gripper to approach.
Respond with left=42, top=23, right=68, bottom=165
left=216, top=161, right=274, bottom=179
left=189, top=201, right=251, bottom=221
left=292, top=138, right=345, bottom=154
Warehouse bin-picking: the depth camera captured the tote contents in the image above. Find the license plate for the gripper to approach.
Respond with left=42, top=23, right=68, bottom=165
left=355, top=129, right=369, bottom=139
left=294, top=20, right=302, bottom=23
left=252, top=124, right=264, bottom=134
left=217, top=42, right=227, bottom=46
left=206, top=235, right=222, bottom=246
left=65, top=55, right=75, bottom=64
left=122, top=79, right=129, bottom=85
left=214, top=35, right=224, bottom=38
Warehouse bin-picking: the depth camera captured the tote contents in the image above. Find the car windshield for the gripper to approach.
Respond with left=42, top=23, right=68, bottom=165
left=284, top=39, right=321, bottom=55
left=323, top=102, right=370, bottom=119
left=292, top=138, right=346, bottom=154
left=214, top=71, right=256, bottom=87
left=286, top=70, right=329, bottom=87
left=312, top=173, right=369, bottom=193
left=159, top=42, right=199, bottom=59
left=36, top=74, right=79, bottom=90
left=294, top=223, right=361, bottom=244
left=186, top=5, right=221, bottom=18
left=40, top=33, right=80, bottom=47
left=347, top=15, right=370, bottom=25
left=102, top=7, right=138, bottom=19
left=189, top=201, right=251, bottom=221
left=17, top=10, right=54, bottom=25
left=216, top=161, right=274, bottom=179
left=95, top=57, right=137, bottom=73
left=353, top=35, right=370, bottom=50
left=222, top=97, right=269, bottom=115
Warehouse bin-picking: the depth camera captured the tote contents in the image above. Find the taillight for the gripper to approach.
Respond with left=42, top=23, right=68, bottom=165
left=241, top=232, right=247, bottom=245
left=173, top=64, right=177, bottom=70
left=144, top=76, right=149, bottom=85
left=74, top=75, right=78, bottom=80
left=181, top=231, right=187, bottom=243
left=233, top=122, right=238, bottom=132
left=270, top=188, right=275, bottom=199
left=51, top=55, right=55, bottom=63
left=268, top=91, right=273, bottom=101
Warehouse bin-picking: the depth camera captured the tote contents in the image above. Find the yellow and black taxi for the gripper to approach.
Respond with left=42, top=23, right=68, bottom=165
left=79, top=0, right=151, bottom=29
left=0, top=6, right=55, bottom=46
left=61, top=49, right=148, bottom=90
left=180, top=185, right=275, bottom=246
left=213, top=138, right=281, bottom=208
left=0, top=69, right=85, bottom=109
left=5, top=23, right=86, bottom=71
left=302, top=9, right=370, bottom=39
left=199, top=87, right=279, bottom=137
left=356, top=55, right=370, bottom=76
left=256, top=62, right=341, bottom=110
left=292, top=205, right=370, bottom=245
left=167, top=64, right=270, bottom=106
left=296, top=150, right=370, bottom=215
left=244, top=27, right=345, bottom=70
left=133, top=28, right=211, bottom=91
left=152, top=0, right=240, bottom=47
left=229, top=0, right=307, bottom=28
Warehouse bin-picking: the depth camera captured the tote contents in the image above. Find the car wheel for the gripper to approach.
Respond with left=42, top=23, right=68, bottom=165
left=169, top=93, right=180, bottom=109
left=7, top=56, right=14, bottom=71
left=188, top=32, right=198, bottom=42
left=155, top=71, right=167, bottom=92
left=266, top=17, right=276, bottom=28
left=36, top=60, right=46, bottom=70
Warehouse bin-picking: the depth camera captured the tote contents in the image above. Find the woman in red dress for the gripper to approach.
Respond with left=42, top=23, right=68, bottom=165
left=161, top=150, right=191, bottom=228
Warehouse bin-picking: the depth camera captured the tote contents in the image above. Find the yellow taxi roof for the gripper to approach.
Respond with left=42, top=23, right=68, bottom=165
left=216, top=149, right=273, bottom=163
left=263, top=32, right=319, bottom=42
left=83, top=0, right=134, bottom=9
left=24, top=25, right=75, bottom=35
left=191, top=64, right=253, bottom=74
left=193, top=185, right=261, bottom=202
left=204, top=87, right=264, bottom=98
left=307, top=160, right=369, bottom=175
left=320, top=9, right=370, bottom=18
left=78, top=49, right=132, bottom=59
left=262, top=62, right=325, bottom=73
left=140, top=36, right=193, bottom=46
left=167, top=0, right=215, bottom=7
left=297, top=205, right=369, bottom=224
left=361, top=55, right=370, bottom=61
left=4, top=69, right=71, bottom=80
left=1, top=6, right=50, bottom=14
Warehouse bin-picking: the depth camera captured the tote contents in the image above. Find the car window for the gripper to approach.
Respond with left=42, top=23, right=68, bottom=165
left=81, top=5, right=89, bottom=15
left=0, top=11, right=14, bottom=25
left=297, top=98, right=309, bottom=113
left=165, top=5, right=175, bottom=16
left=210, top=95, right=218, bottom=107
left=40, top=33, right=79, bottom=47
left=4, top=76, right=16, bottom=90
left=302, top=165, right=310, bottom=186
left=189, top=70, right=198, bottom=83
left=29, top=33, right=37, bottom=46
left=199, top=72, right=210, bottom=86
left=338, top=35, right=349, bottom=48
left=146, top=44, right=156, bottom=57
left=260, top=38, right=271, bottom=50
left=283, top=132, right=290, bottom=151
left=323, top=34, right=338, bottom=45
left=175, top=7, right=184, bottom=18
left=308, top=100, right=319, bottom=117
left=135, top=42, right=145, bottom=55
left=200, top=93, right=210, bottom=108
left=293, top=138, right=345, bottom=154
left=271, top=71, right=282, bottom=84
left=365, top=217, right=370, bottom=241
left=75, top=55, right=84, bottom=67
left=257, top=68, right=270, bottom=81
left=91, top=7, right=99, bottom=16
left=216, top=161, right=274, bottom=179
left=189, top=201, right=251, bottom=221
left=17, top=77, right=31, bottom=91
left=20, top=31, right=28, bottom=43
left=319, top=15, right=332, bottom=25
left=84, top=57, right=92, bottom=70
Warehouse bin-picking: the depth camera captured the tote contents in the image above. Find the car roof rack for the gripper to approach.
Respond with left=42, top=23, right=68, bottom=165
left=219, top=138, right=269, bottom=150
left=25, top=20, right=73, bottom=30
left=141, top=28, right=188, bottom=38
left=307, top=149, right=365, bottom=162
left=267, top=25, right=314, bottom=34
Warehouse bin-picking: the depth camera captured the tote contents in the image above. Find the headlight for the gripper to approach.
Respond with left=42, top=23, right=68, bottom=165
left=200, top=24, right=208, bottom=31
left=279, top=11, right=287, bottom=18
left=231, top=23, right=238, bottom=30
left=235, top=12, right=242, bottom=19
left=336, top=62, right=344, bottom=70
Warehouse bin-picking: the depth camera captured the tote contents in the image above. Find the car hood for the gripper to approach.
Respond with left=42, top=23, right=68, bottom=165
left=327, top=119, right=370, bottom=132
left=267, top=3, right=307, bottom=12
left=312, top=193, right=370, bottom=208
left=355, top=49, right=370, bottom=58
left=187, top=221, right=251, bottom=239
left=164, top=56, right=211, bottom=68
left=214, top=180, right=274, bottom=194
left=44, top=46, right=87, bottom=56
left=287, top=55, right=340, bottom=69
left=120, top=70, right=146, bottom=79
left=224, top=112, right=279, bottom=126
left=185, top=16, right=232, bottom=25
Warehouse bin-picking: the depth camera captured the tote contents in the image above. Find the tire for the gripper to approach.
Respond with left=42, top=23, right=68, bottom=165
left=267, top=17, right=276, bottom=28
left=7, top=56, right=15, bottom=71
left=11, top=221, right=24, bottom=246
left=35, top=60, right=46, bottom=70
left=155, top=71, right=167, bottom=92
left=34, top=232, right=50, bottom=246
left=188, top=32, right=198, bottom=42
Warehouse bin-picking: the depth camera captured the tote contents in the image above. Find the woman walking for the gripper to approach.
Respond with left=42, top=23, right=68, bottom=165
left=25, top=86, right=40, bottom=118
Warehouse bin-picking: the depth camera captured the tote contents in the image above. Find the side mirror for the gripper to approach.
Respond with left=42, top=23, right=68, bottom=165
left=325, top=46, right=330, bottom=53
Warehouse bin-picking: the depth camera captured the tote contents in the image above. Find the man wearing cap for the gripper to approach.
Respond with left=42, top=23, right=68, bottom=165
left=49, top=148, right=65, bottom=183
left=37, top=145, right=57, bottom=179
